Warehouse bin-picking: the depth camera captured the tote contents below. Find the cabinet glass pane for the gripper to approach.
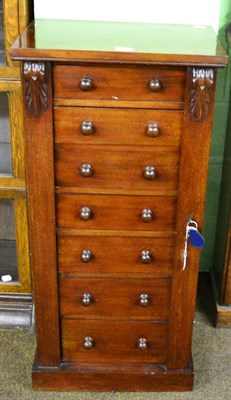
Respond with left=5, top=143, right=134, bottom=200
left=0, top=92, right=12, bottom=175
left=0, top=0, right=6, bottom=65
left=0, top=199, right=18, bottom=282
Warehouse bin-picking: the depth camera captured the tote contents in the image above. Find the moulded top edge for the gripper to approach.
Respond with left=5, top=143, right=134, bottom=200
left=10, top=20, right=228, bottom=67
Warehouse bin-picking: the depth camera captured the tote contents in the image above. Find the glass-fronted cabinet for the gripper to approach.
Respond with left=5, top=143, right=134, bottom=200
left=0, top=92, right=12, bottom=175
left=0, top=87, right=31, bottom=293
left=0, top=0, right=33, bottom=328
left=0, top=199, right=18, bottom=282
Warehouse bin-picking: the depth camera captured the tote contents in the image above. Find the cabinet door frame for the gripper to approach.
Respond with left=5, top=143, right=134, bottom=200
left=0, top=0, right=33, bottom=294
left=0, top=80, right=31, bottom=293
left=2, top=0, right=32, bottom=68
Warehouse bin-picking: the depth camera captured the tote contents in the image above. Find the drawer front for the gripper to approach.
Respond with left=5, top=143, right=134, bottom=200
left=61, top=319, right=168, bottom=364
left=56, top=194, right=177, bottom=231
left=58, top=235, right=175, bottom=277
left=54, top=107, right=183, bottom=147
left=55, top=145, right=179, bottom=190
left=59, top=278, right=171, bottom=319
left=53, top=65, right=185, bottom=102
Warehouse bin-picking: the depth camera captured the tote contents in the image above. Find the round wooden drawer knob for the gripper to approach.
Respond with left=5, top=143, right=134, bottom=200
left=80, top=163, right=94, bottom=177
left=80, top=206, right=92, bottom=221
left=80, top=250, right=93, bottom=263
left=140, top=250, right=153, bottom=264
left=80, top=121, right=95, bottom=135
left=83, top=337, right=94, bottom=349
left=137, top=338, right=149, bottom=350
left=141, top=208, right=153, bottom=222
left=81, top=293, right=93, bottom=306
left=146, top=123, right=160, bottom=137
left=143, top=166, right=156, bottom=180
left=80, top=77, right=93, bottom=91
left=139, top=293, right=151, bottom=307
left=148, top=78, right=162, bottom=92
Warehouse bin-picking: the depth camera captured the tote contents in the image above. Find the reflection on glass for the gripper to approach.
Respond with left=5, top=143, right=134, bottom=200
left=0, top=199, right=18, bottom=282
left=0, top=0, right=6, bottom=65
left=0, top=92, right=12, bottom=175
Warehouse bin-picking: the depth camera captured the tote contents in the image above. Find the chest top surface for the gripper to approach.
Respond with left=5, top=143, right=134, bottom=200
left=11, top=20, right=228, bottom=66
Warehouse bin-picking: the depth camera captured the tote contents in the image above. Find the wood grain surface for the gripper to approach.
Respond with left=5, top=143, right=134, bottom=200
left=53, top=65, right=185, bottom=102
left=61, top=319, right=168, bottom=364
left=59, top=277, right=171, bottom=319
left=54, top=107, right=183, bottom=146
left=55, top=144, right=179, bottom=190
left=57, top=234, right=175, bottom=277
left=56, top=193, right=177, bottom=231
left=22, top=62, right=60, bottom=366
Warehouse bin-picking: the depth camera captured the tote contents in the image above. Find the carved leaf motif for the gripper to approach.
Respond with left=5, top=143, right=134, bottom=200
left=23, top=62, right=48, bottom=116
left=190, top=68, right=214, bottom=122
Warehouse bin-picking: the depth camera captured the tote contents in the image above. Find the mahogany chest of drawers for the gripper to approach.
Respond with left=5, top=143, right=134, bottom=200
left=11, top=21, right=227, bottom=391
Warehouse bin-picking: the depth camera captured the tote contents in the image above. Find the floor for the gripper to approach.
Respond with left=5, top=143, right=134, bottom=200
left=0, top=275, right=231, bottom=399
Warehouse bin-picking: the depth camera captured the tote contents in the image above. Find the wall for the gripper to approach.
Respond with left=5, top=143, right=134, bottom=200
left=200, top=0, right=231, bottom=271
left=34, top=0, right=221, bottom=31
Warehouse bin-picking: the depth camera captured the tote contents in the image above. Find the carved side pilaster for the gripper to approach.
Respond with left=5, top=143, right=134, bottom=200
left=190, top=68, right=214, bottom=122
left=23, top=62, right=48, bottom=116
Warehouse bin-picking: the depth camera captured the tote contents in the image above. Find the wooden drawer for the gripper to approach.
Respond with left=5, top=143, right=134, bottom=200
left=56, top=194, right=177, bottom=231
left=54, top=107, right=183, bottom=147
left=59, top=278, right=171, bottom=320
left=53, top=65, right=185, bottom=102
left=55, top=145, right=179, bottom=190
left=58, top=235, right=175, bottom=278
left=61, top=319, right=168, bottom=364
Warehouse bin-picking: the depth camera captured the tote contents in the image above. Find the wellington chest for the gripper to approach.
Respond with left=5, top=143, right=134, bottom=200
left=11, top=21, right=228, bottom=391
